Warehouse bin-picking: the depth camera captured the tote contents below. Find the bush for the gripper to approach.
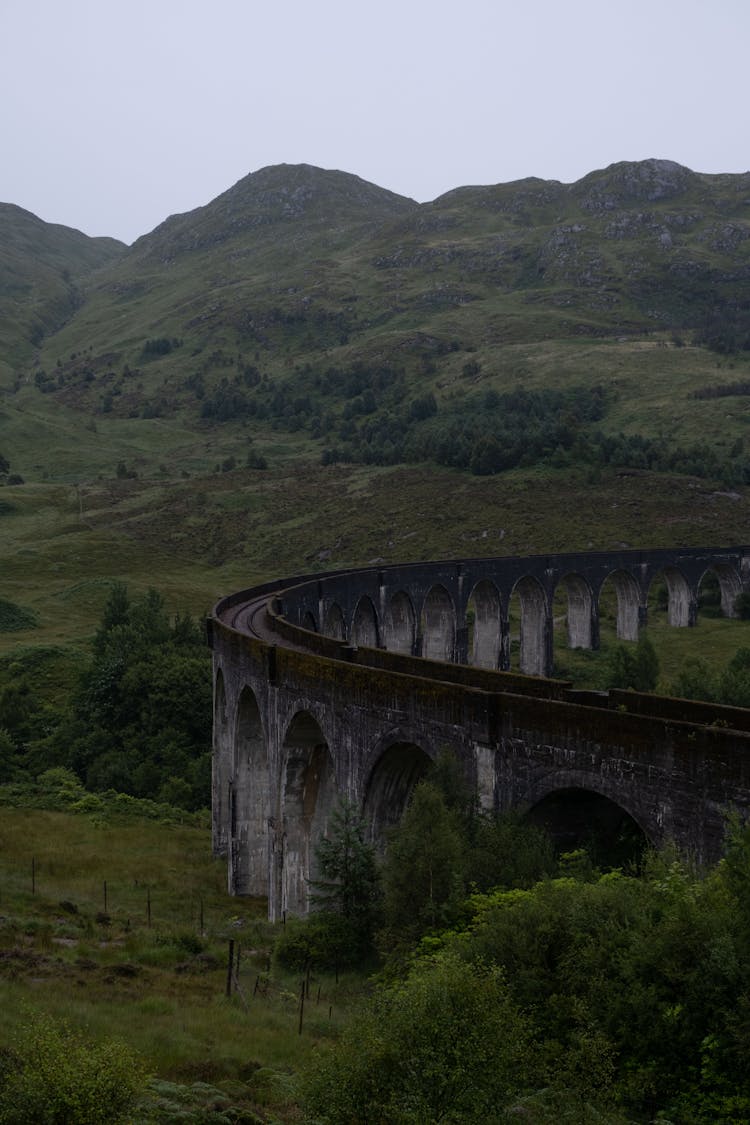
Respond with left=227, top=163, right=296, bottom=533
left=304, top=951, right=539, bottom=1123
left=273, top=912, right=355, bottom=972
left=0, top=1009, right=146, bottom=1124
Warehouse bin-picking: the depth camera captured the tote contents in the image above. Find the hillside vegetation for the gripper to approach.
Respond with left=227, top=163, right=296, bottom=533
left=1, top=158, right=750, bottom=664
left=4, top=159, right=750, bottom=1122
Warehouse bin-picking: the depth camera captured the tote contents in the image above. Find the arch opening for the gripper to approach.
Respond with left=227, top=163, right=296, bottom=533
left=363, top=742, right=432, bottom=848
left=351, top=595, right=380, bottom=649
left=421, top=585, right=455, bottom=663
left=383, top=591, right=416, bottom=654
left=301, top=610, right=318, bottom=633
left=699, top=564, right=742, bottom=619
left=467, top=580, right=502, bottom=669
left=323, top=602, right=345, bottom=640
left=231, top=687, right=269, bottom=896
left=649, top=566, right=694, bottom=628
left=281, top=712, right=337, bottom=916
left=526, top=788, right=649, bottom=870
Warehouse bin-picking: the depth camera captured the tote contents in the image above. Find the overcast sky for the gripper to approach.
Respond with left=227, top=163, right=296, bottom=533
left=2, top=0, right=748, bottom=245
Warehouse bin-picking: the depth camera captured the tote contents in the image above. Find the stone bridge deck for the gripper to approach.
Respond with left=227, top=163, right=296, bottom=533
left=210, top=546, right=750, bottom=919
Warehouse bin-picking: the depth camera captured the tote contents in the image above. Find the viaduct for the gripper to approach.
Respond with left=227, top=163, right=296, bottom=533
left=209, top=545, right=750, bottom=920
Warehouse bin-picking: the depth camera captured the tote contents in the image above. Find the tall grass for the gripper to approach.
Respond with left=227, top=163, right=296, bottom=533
left=0, top=801, right=362, bottom=1120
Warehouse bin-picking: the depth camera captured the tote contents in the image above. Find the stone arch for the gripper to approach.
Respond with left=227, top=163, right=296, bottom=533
left=323, top=602, right=345, bottom=640
left=421, top=584, right=456, bottom=662
left=362, top=739, right=433, bottom=848
left=554, top=572, right=595, bottom=650
left=212, top=668, right=231, bottom=859
left=351, top=595, right=380, bottom=648
left=467, top=579, right=502, bottom=669
left=649, top=565, right=694, bottom=627
left=525, top=786, right=651, bottom=867
left=699, top=563, right=742, bottom=618
left=599, top=570, right=642, bottom=641
left=230, top=686, right=269, bottom=896
left=510, top=575, right=549, bottom=676
left=301, top=610, right=317, bottom=632
left=280, top=711, right=338, bottom=916
left=382, top=590, right=416, bottom=654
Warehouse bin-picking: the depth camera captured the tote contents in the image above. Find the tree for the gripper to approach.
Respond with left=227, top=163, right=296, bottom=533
left=718, top=647, right=750, bottom=708
left=45, top=585, right=212, bottom=809
left=605, top=632, right=659, bottom=692
left=310, top=797, right=382, bottom=959
left=0, top=1009, right=145, bottom=1125
left=304, top=951, right=539, bottom=1124
left=381, top=780, right=465, bottom=950
left=672, top=656, right=718, bottom=702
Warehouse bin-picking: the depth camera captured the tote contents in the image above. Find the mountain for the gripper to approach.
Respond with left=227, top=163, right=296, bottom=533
left=0, top=204, right=125, bottom=379
left=5, top=158, right=745, bottom=469
left=2, top=159, right=750, bottom=656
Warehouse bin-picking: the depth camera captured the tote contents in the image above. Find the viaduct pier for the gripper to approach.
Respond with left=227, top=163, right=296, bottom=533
left=210, top=545, right=750, bottom=919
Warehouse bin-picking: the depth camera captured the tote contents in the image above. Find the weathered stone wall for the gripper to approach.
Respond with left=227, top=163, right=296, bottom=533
left=211, top=546, right=750, bottom=918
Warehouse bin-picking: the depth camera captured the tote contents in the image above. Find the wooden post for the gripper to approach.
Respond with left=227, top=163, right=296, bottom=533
left=226, top=940, right=235, bottom=997
left=298, top=979, right=305, bottom=1035
left=199, top=897, right=204, bottom=935
left=103, top=880, right=108, bottom=913
left=31, top=856, right=36, bottom=895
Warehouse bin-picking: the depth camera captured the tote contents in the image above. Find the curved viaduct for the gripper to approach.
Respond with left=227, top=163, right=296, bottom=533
left=210, top=545, right=750, bottom=919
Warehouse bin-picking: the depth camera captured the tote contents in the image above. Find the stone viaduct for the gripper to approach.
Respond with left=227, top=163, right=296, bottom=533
left=209, top=545, right=750, bottom=919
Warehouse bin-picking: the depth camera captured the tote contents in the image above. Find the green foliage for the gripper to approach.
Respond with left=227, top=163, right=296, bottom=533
left=39, top=585, right=211, bottom=809
left=717, top=646, right=750, bottom=708
left=141, top=336, right=181, bottom=359
left=673, top=656, right=718, bottom=702
left=465, top=810, right=557, bottom=893
left=0, top=599, right=36, bottom=632
left=304, top=951, right=540, bottom=1124
left=672, top=645, right=750, bottom=708
left=275, top=800, right=382, bottom=972
left=381, top=780, right=465, bottom=951
left=309, top=797, right=382, bottom=961
left=444, top=854, right=750, bottom=1121
left=0, top=766, right=207, bottom=825
left=0, top=1008, right=145, bottom=1124
left=605, top=631, right=659, bottom=691
left=273, top=911, right=356, bottom=973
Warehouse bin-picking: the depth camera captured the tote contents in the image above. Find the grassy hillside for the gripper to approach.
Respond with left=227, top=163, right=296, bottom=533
left=0, top=784, right=358, bottom=1121
left=0, top=203, right=123, bottom=381
left=1, top=159, right=750, bottom=677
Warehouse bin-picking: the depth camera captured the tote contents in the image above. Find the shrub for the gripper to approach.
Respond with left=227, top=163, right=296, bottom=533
left=0, top=1009, right=146, bottom=1124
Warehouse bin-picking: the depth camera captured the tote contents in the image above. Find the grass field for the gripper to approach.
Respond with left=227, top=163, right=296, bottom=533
left=0, top=791, right=364, bottom=1122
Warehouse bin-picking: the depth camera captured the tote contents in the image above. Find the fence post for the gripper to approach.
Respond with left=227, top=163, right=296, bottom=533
left=226, top=940, right=235, bottom=998
left=298, top=979, right=305, bottom=1035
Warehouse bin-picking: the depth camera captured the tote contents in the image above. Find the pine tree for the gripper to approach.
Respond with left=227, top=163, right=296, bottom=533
left=310, top=798, right=381, bottom=959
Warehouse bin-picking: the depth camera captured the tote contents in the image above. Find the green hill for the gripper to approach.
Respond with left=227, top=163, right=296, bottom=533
left=0, top=203, right=124, bottom=379
left=1, top=159, right=750, bottom=660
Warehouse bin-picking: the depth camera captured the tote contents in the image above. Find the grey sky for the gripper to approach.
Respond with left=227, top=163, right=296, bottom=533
left=2, top=0, right=748, bottom=245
